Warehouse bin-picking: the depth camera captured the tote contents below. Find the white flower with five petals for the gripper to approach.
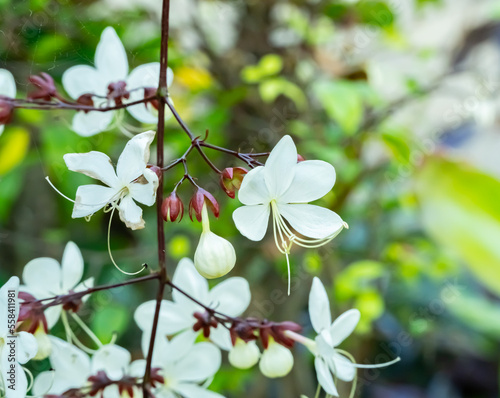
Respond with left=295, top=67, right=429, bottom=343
left=62, top=27, right=173, bottom=136
left=63, top=130, right=159, bottom=230
left=33, top=337, right=137, bottom=398
left=0, top=277, right=38, bottom=398
left=134, top=258, right=250, bottom=351
left=232, top=135, right=346, bottom=293
left=21, top=241, right=94, bottom=329
left=132, top=331, right=224, bottom=398
left=305, top=277, right=399, bottom=396
left=0, top=69, right=16, bottom=136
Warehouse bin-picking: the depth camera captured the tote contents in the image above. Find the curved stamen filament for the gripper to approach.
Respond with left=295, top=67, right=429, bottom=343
left=107, top=205, right=147, bottom=276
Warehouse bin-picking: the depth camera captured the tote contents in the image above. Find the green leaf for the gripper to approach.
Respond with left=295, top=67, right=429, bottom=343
left=312, top=80, right=363, bottom=135
left=241, top=54, right=283, bottom=83
left=258, top=77, right=307, bottom=111
left=448, top=294, right=500, bottom=337
left=91, top=304, right=130, bottom=343
left=416, top=157, right=500, bottom=296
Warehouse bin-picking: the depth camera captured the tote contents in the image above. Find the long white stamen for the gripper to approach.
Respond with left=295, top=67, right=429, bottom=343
left=70, top=313, right=103, bottom=348
left=107, top=205, right=147, bottom=276
left=45, top=176, right=76, bottom=203
left=336, top=348, right=401, bottom=368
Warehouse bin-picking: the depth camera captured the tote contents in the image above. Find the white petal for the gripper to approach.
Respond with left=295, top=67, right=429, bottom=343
left=75, top=277, right=95, bottom=303
left=64, top=151, right=119, bottom=188
left=62, top=65, right=106, bottom=99
left=264, top=135, right=297, bottom=199
left=2, top=359, right=27, bottom=398
left=279, top=160, right=336, bottom=204
left=16, top=331, right=38, bottom=364
left=23, top=258, right=62, bottom=296
left=174, top=384, right=225, bottom=398
left=92, top=344, right=131, bottom=380
left=331, top=353, right=356, bottom=382
left=129, top=168, right=159, bottom=206
left=314, top=356, right=339, bottom=396
left=309, top=277, right=331, bottom=334
left=171, top=342, right=221, bottom=383
left=71, top=110, right=114, bottom=137
left=116, top=130, right=155, bottom=183
left=61, top=242, right=84, bottom=291
left=0, top=69, right=16, bottom=97
left=208, top=277, right=250, bottom=317
left=232, top=204, right=270, bottom=242
left=95, top=27, right=128, bottom=83
left=127, top=63, right=160, bottom=124
left=172, top=258, right=209, bottom=312
left=45, top=306, right=62, bottom=329
left=278, top=203, right=345, bottom=239
left=33, top=371, right=54, bottom=397
left=209, top=326, right=233, bottom=351
left=117, top=195, right=144, bottom=229
left=329, top=309, right=360, bottom=347
left=134, top=300, right=193, bottom=335
left=47, top=336, right=91, bottom=390
left=165, top=331, right=198, bottom=363
left=237, top=167, right=270, bottom=205
left=129, top=359, right=146, bottom=378
left=72, top=184, right=117, bottom=218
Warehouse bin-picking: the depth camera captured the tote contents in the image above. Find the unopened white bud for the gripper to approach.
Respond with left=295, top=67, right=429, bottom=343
left=229, top=339, right=260, bottom=369
left=33, top=327, right=52, bottom=360
left=194, top=203, right=236, bottom=279
left=259, top=340, right=294, bottom=378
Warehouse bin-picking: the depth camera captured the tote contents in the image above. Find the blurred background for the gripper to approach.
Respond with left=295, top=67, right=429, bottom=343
left=1, top=0, right=500, bottom=397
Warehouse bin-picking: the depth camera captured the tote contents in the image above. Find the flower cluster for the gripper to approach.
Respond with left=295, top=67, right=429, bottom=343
left=0, top=21, right=401, bottom=398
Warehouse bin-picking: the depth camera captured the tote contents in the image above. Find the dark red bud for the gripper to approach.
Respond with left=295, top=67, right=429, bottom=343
left=28, top=73, right=57, bottom=101
left=193, top=311, right=218, bottom=338
left=77, top=93, right=95, bottom=110
left=107, top=81, right=130, bottom=106
left=297, top=154, right=305, bottom=162
left=18, top=291, right=49, bottom=334
left=220, top=167, right=248, bottom=199
left=148, top=165, right=163, bottom=182
left=189, top=188, right=220, bottom=222
left=144, top=87, right=159, bottom=110
left=161, top=192, right=184, bottom=223
left=0, top=96, right=14, bottom=125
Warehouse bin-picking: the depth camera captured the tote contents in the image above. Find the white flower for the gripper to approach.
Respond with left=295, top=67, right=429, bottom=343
left=62, top=26, right=173, bottom=136
left=258, top=339, right=294, bottom=378
left=33, top=337, right=136, bottom=397
left=0, top=277, right=38, bottom=398
left=228, top=339, right=260, bottom=369
left=63, top=130, right=159, bottom=230
left=306, top=277, right=399, bottom=396
left=232, top=135, right=346, bottom=292
left=194, top=203, right=236, bottom=279
left=21, top=241, right=94, bottom=329
left=132, top=332, right=224, bottom=398
left=134, top=258, right=250, bottom=351
left=0, top=69, right=16, bottom=136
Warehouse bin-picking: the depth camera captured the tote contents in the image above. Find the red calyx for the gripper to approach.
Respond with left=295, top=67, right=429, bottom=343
left=189, top=188, right=219, bottom=221
left=297, top=154, right=306, bottom=162
left=161, top=192, right=184, bottom=223
left=76, top=94, right=95, bottom=111
left=18, top=291, right=49, bottom=334
left=107, top=81, right=130, bottom=106
left=0, top=96, right=14, bottom=125
left=229, top=321, right=258, bottom=346
left=193, top=311, right=218, bottom=338
left=28, top=73, right=57, bottom=101
left=220, top=167, right=248, bottom=199
left=144, top=87, right=159, bottom=111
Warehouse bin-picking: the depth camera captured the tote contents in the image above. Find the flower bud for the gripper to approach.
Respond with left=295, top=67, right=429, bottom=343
left=28, top=73, right=57, bottom=101
left=259, top=339, right=294, bottom=378
left=33, top=326, right=52, bottom=360
left=189, top=188, right=219, bottom=221
left=229, top=339, right=260, bottom=369
left=194, top=203, right=236, bottom=279
left=161, top=192, right=184, bottom=222
left=220, top=167, right=248, bottom=199
left=0, top=96, right=14, bottom=125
